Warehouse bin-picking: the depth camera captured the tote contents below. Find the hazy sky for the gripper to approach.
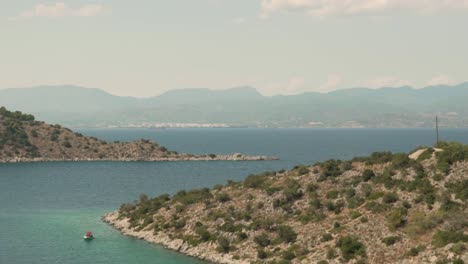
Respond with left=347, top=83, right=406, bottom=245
left=1, top=0, right=467, bottom=97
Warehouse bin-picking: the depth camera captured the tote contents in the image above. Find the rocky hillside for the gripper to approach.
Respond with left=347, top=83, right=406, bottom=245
left=105, top=142, right=468, bottom=264
left=0, top=107, right=273, bottom=162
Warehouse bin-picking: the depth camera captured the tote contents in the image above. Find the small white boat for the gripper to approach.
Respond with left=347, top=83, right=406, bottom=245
left=83, top=231, right=94, bottom=240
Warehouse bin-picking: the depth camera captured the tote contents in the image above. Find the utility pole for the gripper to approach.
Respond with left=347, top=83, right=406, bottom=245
left=436, top=116, right=439, bottom=145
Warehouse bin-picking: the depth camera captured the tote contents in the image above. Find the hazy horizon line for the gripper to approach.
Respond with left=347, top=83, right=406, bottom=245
left=1, top=81, right=467, bottom=99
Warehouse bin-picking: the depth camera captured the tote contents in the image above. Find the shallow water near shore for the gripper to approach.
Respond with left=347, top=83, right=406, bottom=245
left=1, top=128, right=468, bottom=264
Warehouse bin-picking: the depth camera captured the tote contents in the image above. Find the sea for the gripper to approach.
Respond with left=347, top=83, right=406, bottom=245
left=1, top=128, right=468, bottom=264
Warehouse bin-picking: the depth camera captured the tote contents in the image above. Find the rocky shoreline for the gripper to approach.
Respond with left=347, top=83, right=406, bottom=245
left=102, top=144, right=468, bottom=264
left=102, top=211, right=243, bottom=264
left=0, top=154, right=278, bottom=163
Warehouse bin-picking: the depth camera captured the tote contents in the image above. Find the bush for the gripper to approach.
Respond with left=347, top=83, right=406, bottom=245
left=63, top=141, right=72, bottom=148
left=216, top=192, right=231, bottom=203
left=296, top=165, right=310, bottom=176
left=417, top=148, right=434, bottom=161
left=31, top=130, right=38, bottom=138
left=194, top=225, right=213, bottom=242
left=257, top=249, right=268, bottom=259
left=404, top=210, right=444, bottom=237
left=173, top=188, right=212, bottom=205
left=435, top=141, right=468, bottom=173
left=350, top=211, right=362, bottom=219
left=432, top=230, right=468, bottom=247
left=216, top=236, right=231, bottom=253
left=320, top=160, right=342, bottom=178
left=386, top=207, right=407, bottom=231
left=254, top=233, right=271, bottom=247
left=326, top=190, right=339, bottom=199
left=362, top=169, right=375, bottom=182
left=244, top=174, right=269, bottom=189
left=321, top=233, right=333, bottom=242
left=283, top=178, right=303, bottom=202
left=276, top=225, right=297, bottom=243
left=382, top=236, right=400, bottom=246
left=407, top=246, right=424, bottom=257
left=336, top=236, right=366, bottom=260
left=450, top=243, right=466, bottom=255
left=391, top=153, right=412, bottom=169
left=382, top=192, right=399, bottom=204
left=445, top=180, right=468, bottom=202
left=282, top=247, right=296, bottom=260
left=326, top=248, right=337, bottom=259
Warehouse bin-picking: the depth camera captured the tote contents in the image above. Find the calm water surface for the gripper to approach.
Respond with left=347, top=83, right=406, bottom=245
left=1, top=128, right=468, bottom=264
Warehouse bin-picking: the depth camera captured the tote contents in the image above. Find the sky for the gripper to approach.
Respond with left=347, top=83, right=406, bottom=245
left=1, top=0, right=467, bottom=97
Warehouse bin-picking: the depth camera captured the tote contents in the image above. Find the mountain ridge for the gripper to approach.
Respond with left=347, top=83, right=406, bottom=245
left=1, top=83, right=468, bottom=128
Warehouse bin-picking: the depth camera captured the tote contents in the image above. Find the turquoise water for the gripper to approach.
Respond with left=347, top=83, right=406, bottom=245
left=1, top=128, right=468, bottom=264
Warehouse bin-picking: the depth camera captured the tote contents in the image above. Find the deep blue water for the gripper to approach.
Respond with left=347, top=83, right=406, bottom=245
left=1, top=128, right=468, bottom=264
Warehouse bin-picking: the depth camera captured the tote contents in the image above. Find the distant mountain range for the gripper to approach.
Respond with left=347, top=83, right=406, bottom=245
left=1, top=83, right=467, bottom=128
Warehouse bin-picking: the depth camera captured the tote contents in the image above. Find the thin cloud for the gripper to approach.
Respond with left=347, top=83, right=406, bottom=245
left=426, top=74, right=457, bottom=86
left=364, top=77, right=412, bottom=88
left=260, top=0, right=468, bottom=18
left=318, top=74, right=341, bottom=92
left=12, top=2, right=109, bottom=20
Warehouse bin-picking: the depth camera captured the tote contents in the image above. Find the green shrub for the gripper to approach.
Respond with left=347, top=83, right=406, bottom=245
left=326, top=248, right=337, bottom=259
left=450, top=243, right=466, bottom=255
left=216, top=192, right=231, bottom=203
left=362, top=169, right=375, bottom=182
left=326, top=190, right=339, bottom=199
left=257, top=249, right=268, bottom=259
left=336, top=236, right=366, bottom=260
left=404, top=210, right=444, bottom=237
left=445, top=180, right=468, bottom=202
left=31, top=130, right=38, bottom=138
left=296, top=166, right=310, bottom=176
left=406, top=246, right=424, bottom=256
left=382, top=236, right=400, bottom=246
left=63, top=140, right=72, bottom=148
left=254, top=233, right=271, bottom=247
left=386, top=207, right=407, bottom=231
left=350, top=211, right=362, bottom=219
left=216, top=236, right=231, bottom=253
left=391, top=153, right=412, bottom=169
left=382, top=192, right=399, bottom=204
left=283, top=178, right=303, bottom=202
left=282, top=247, right=296, bottom=260
left=244, top=174, right=269, bottom=189
left=361, top=184, right=372, bottom=198
left=320, top=160, right=342, bottom=177
left=417, top=148, right=434, bottom=161
left=173, top=188, right=212, bottom=205
left=432, top=230, right=468, bottom=247
left=365, top=201, right=388, bottom=213
left=276, top=225, right=297, bottom=243
left=321, top=233, right=333, bottom=242
left=344, top=188, right=356, bottom=199
left=306, top=183, right=319, bottom=193
left=435, top=141, right=468, bottom=173
left=194, top=225, right=213, bottom=242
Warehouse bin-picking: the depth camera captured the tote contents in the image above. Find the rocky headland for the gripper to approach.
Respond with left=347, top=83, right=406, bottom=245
left=104, top=142, right=468, bottom=264
left=0, top=107, right=276, bottom=163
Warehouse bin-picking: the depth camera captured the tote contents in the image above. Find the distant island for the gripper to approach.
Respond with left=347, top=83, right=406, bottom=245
left=0, top=107, right=275, bottom=163
left=104, top=142, right=468, bottom=264
left=1, top=83, right=468, bottom=128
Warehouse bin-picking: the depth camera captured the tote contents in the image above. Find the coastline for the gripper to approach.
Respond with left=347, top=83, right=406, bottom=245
left=102, top=211, right=245, bottom=264
left=0, top=154, right=278, bottom=163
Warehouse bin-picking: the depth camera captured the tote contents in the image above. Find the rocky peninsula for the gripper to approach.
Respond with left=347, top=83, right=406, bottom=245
left=104, top=142, right=468, bottom=264
left=0, top=107, right=276, bottom=163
